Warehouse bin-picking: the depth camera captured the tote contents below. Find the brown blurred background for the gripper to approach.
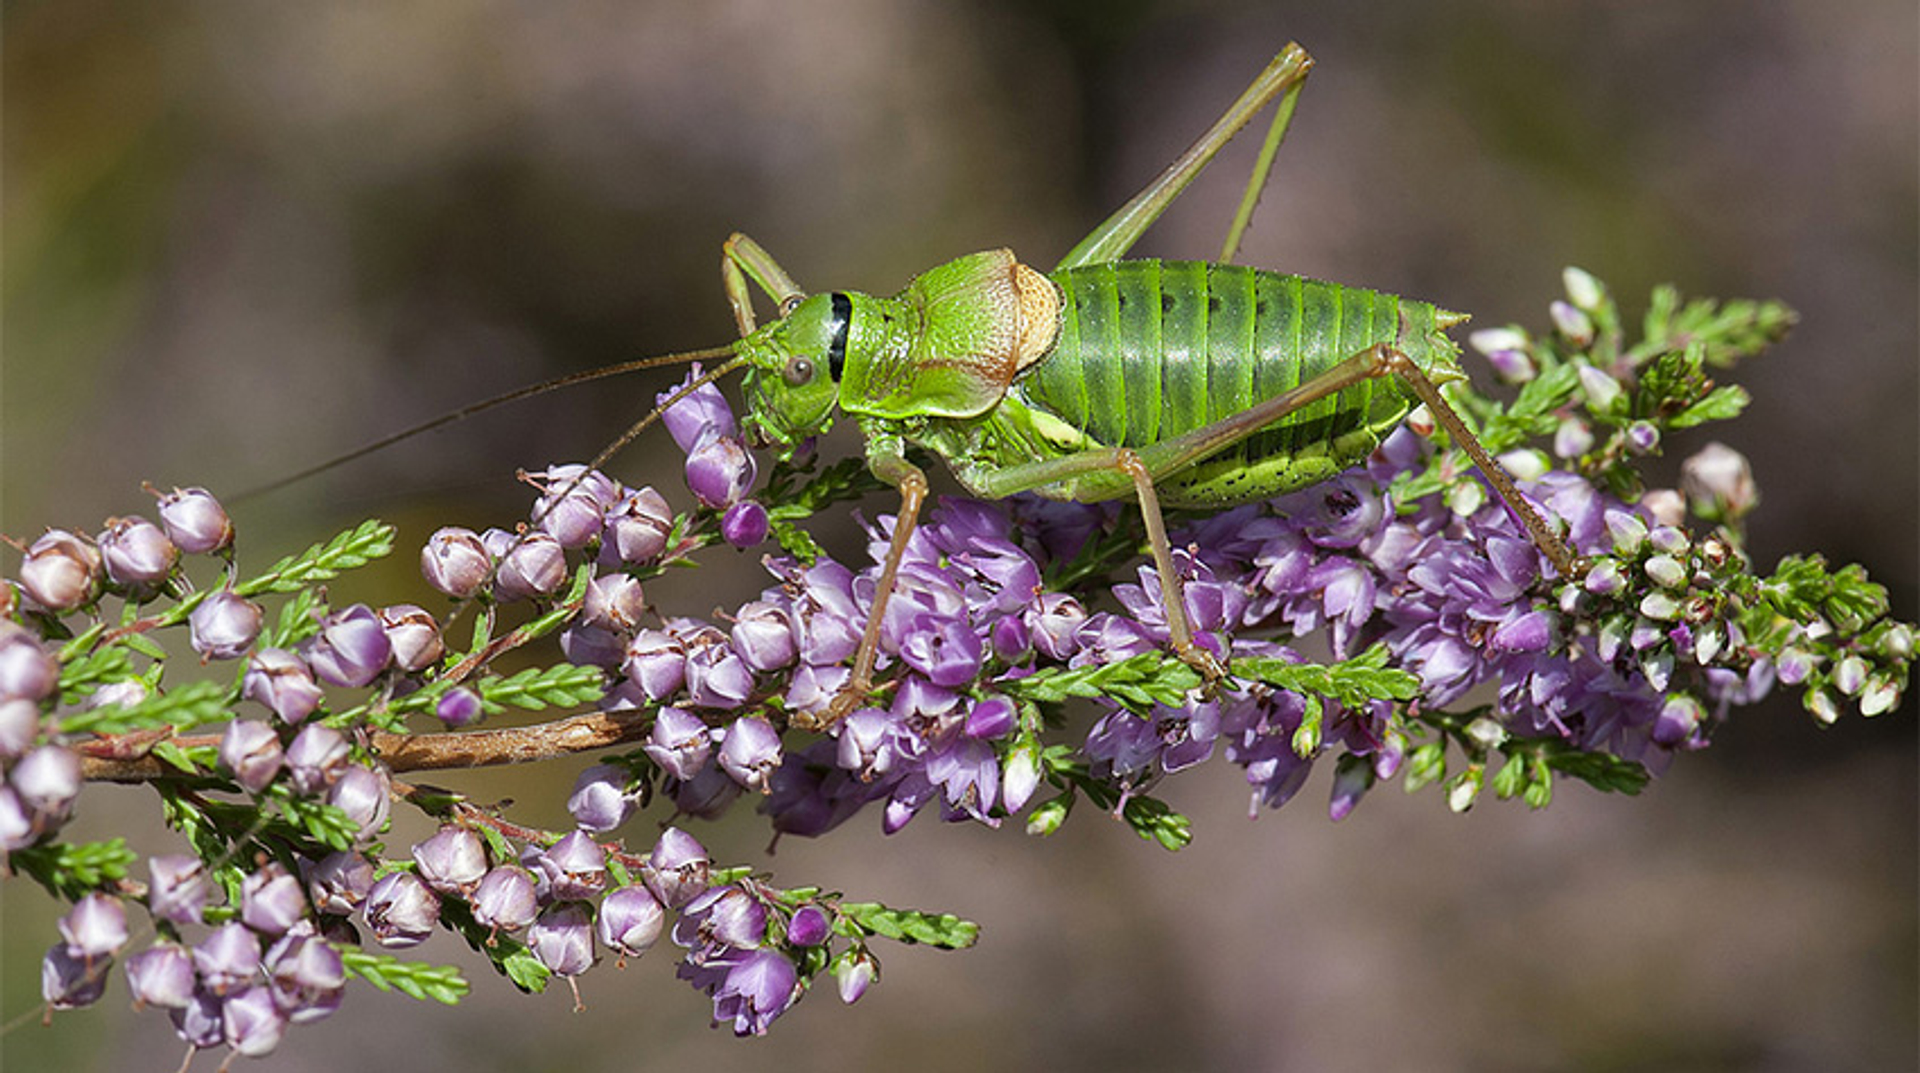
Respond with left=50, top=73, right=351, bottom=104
left=3, top=2, right=1914, bottom=1070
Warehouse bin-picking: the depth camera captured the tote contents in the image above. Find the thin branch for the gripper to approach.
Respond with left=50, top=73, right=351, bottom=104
left=76, top=707, right=657, bottom=783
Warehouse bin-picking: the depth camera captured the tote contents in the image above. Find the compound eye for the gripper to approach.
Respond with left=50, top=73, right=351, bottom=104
left=778, top=295, right=805, bottom=317
left=783, top=355, right=815, bottom=387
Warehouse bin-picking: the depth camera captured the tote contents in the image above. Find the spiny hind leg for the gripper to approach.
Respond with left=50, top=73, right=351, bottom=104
left=1053, top=43, right=1313, bottom=272
left=961, top=446, right=1232, bottom=690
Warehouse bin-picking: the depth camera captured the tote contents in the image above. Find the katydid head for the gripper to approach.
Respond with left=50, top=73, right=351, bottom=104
left=737, top=291, right=850, bottom=457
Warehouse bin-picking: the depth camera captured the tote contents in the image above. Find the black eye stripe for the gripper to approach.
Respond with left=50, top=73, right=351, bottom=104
left=827, top=292, right=851, bottom=379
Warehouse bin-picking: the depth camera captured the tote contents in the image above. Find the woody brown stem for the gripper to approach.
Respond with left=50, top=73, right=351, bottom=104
left=76, top=707, right=657, bottom=784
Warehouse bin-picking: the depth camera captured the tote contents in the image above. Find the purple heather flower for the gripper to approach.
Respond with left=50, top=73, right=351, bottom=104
left=0, top=787, right=32, bottom=851
left=598, top=885, right=666, bottom=960
left=327, top=763, right=391, bottom=840
left=84, top=681, right=146, bottom=713
left=834, top=708, right=900, bottom=781
left=58, top=892, right=129, bottom=958
left=893, top=609, right=983, bottom=688
left=284, top=724, right=350, bottom=795
left=964, top=695, right=1016, bottom=740
left=581, top=573, right=647, bottom=633
left=220, top=719, right=284, bottom=794
left=668, top=759, right=745, bottom=819
left=684, top=636, right=754, bottom=709
left=644, top=706, right=713, bottom=782
left=41, top=943, right=109, bottom=1010
left=221, top=984, right=288, bottom=1057
left=721, top=500, right=770, bottom=548
left=0, top=698, right=39, bottom=759
left=642, top=827, right=710, bottom=910
left=154, top=486, right=233, bottom=555
left=472, top=866, right=540, bottom=934
left=126, top=942, right=197, bottom=1009
left=1553, top=300, right=1595, bottom=346
left=99, top=514, right=178, bottom=588
left=421, top=527, right=492, bottom=599
left=1027, top=592, right=1088, bottom=661
left=779, top=560, right=862, bottom=666
left=785, top=905, right=830, bottom=948
left=707, top=948, right=801, bottom=1037
left=729, top=600, right=796, bottom=673
left=435, top=686, right=484, bottom=728
left=1001, top=738, right=1043, bottom=813
left=412, top=825, right=490, bottom=894
left=567, top=764, right=640, bottom=832
left=264, top=932, right=346, bottom=1024
left=781, top=662, right=850, bottom=720
left=1483, top=346, right=1536, bottom=382
left=1626, top=420, right=1661, bottom=455
left=560, top=623, right=627, bottom=669
left=364, top=871, right=439, bottom=948
left=189, top=590, right=263, bottom=661
left=1681, top=441, right=1759, bottom=522
left=19, top=529, right=101, bottom=611
left=762, top=741, right=868, bottom=838
left=10, top=742, right=79, bottom=824
left=990, top=614, right=1031, bottom=662
left=169, top=989, right=226, bottom=1049
left=0, top=626, right=58, bottom=702
left=378, top=604, right=445, bottom=672
left=243, top=648, right=324, bottom=726
left=659, top=366, right=739, bottom=450
left=534, top=829, right=608, bottom=902
left=528, top=902, right=596, bottom=977
left=623, top=628, right=687, bottom=700
left=718, top=716, right=783, bottom=793
left=492, top=529, right=568, bottom=602
left=1328, top=755, right=1373, bottom=822
left=241, top=864, right=308, bottom=936
left=193, top=922, right=263, bottom=994
left=148, top=855, right=211, bottom=926
left=834, top=950, right=876, bottom=1005
left=528, top=469, right=610, bottom=550
left=675, top=885, right=768, bottom=954
left=685, top=434, right=757, bottom=510
left=599, top=486, right=674, bottom=566
left=1554, top=416, right=1594, bottom=460
left=304, top=604, right=392, bottom=688
left=1652, top=694, right=1705, bottom=747
left=307, top=851, right=375, bottom=915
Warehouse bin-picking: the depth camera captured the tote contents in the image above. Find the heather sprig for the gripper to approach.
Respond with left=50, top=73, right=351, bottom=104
left=2, top=272, right=1910, bottom=1056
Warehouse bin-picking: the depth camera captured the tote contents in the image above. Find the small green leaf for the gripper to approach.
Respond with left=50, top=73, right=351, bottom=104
left=1121, top=794, right=1193, bottom=852
left=1002, top=651, right=1200, bottom=712
left=340, top=948, right=470, bottom=1005
left=480, top=664, right=607, bottom=711
left=1404, top=741, right=1446, bottom=793
left=241, top=520, right=396, bottom=596
left=838, top=902, right=980, bottom=949
left=8, top=839, right=140, bottom=900
left=1667, top=384, right=1750, bottom=429
left=57, top=679, right=232, bottom=736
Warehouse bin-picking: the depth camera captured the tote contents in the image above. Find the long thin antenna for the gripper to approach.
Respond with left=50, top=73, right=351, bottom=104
left=235, top=343, right=740, bottom=502
left=575, top=356, right=750, bottom=479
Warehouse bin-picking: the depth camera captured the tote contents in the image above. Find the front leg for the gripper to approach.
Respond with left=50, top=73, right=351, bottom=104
left=721, top=232, right=808, bottom=336
left=789, top=435, right=930, bottom=732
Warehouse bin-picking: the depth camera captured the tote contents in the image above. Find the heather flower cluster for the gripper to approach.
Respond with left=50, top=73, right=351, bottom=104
left=2, top=271, right=1909, bottom=1057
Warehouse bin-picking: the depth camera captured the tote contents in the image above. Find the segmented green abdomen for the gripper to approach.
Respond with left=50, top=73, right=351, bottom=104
left=1019, top=260, right=1456, bottom=505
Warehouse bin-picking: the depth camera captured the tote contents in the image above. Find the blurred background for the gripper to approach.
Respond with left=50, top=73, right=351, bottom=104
left=3, top=1, right=1914, bottom=1069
